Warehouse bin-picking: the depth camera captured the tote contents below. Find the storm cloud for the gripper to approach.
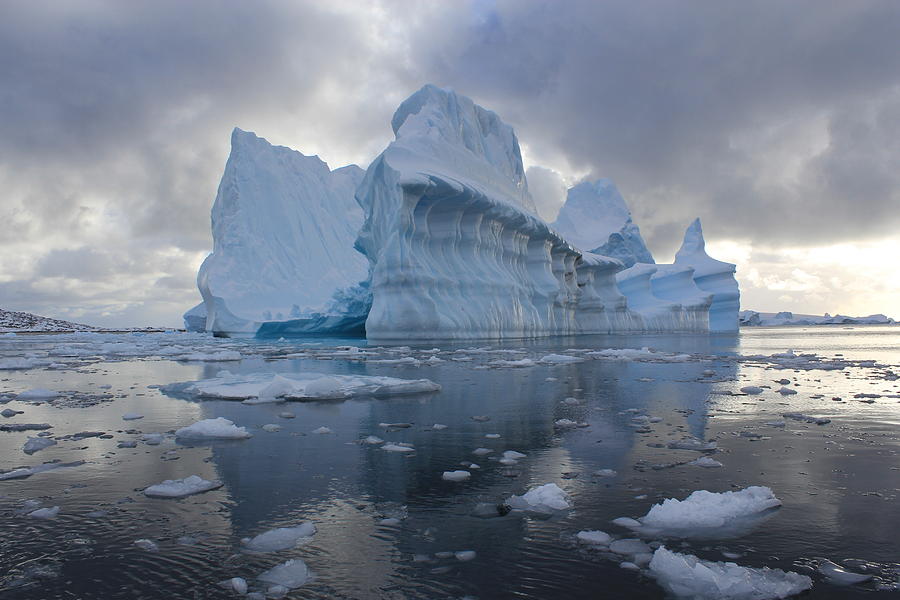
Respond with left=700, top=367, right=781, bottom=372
left=1, top=0, right=898, bottom=326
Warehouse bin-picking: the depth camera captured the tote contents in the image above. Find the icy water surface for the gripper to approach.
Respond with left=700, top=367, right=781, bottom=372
left=0, top=326, right=897, bottom=599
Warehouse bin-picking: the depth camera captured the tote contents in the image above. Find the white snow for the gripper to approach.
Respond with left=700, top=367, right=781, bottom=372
left=175, top=417, right=251, bottom=440
left=648, top=546, right=812, bottom=599
left=242, top=523, right=316, bottom=553
left=143, top=475, right=223, bottom=498
left=506, top=483, right=571, bottom=511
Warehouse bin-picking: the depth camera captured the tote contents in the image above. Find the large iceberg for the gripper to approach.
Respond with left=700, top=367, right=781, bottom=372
left=186, top=128, right=369, bottom=334
left=674, top=219, right=740, bottom=333
left=355, top=85, right=605, bottom=340
left=186, top=85, right=741, bottom=339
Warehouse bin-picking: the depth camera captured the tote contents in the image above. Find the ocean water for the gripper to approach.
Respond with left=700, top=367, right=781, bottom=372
left=0, top=326, right=897, bottom=599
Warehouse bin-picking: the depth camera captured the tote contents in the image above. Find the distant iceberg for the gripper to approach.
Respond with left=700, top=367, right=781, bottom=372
left=187, top=86, right=742, bottom=339
left=739, top=310, right=895, bottom=327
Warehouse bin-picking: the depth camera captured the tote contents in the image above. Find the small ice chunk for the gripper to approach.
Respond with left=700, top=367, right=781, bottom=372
left=442, top=470, right=471, bottom=482
left=312, top=426, right=332, bottom=434
left=690, top=457, right=723, bottom=468
left=455, top=550, right=477, bottom=561
left=134, top=539, right=159, bottom=552
left=539, top=354, right=584, bottom=364
left=506, top=483, right=571, bottom=511
left=777, top=386, right=798, bottom=395
left=817, top=559, right=872, bottom=585
left=261, top=424, right=282, bottom=432
left=122, top=413, right=144, bottom=420
left=502, top=450, right=526, bottom=460
left=610, top=538, right=651, bottom=555
left=279, top=411, right=295, bottom=419
left=257, top=559, right=310, bottom=589
left=142, top=433, right=163, bottom=445
left=28, top=506, right=60, bottom=519
left=595, top=469, right=617, bottom=477
left=619, top=486, right=781, bottom=536
left=1, top=408, right=23, bottom=417
left=740, top=386, right=763, bottom=395
left=472, top=447, right=493, bottom=456
left=783, top=413, right=831, bottom=425
left=576, top=530, right=612, bottom=545
left=431, top=423, right=448, bottom=430
left=17, top=388, right=59, bottom=400
left=648, top=546, right=812, bottom=599
left=243, top=523, right=316, bottom=553
left=362, top=435, right=384, bottom=445
left=223, top=577, right=248, bottom=594
left=612, top=517, right=642, bottom=529
left=144, top=475, right=223, bottom=498
left=175, top=417, right=252, bottom=440
left=382, top=443, right=415, bottom=452
left=667, top=437, right=717, bottom=451
left=23, top=437, right=57, bottom=454
left=485, top=433, right=501, bottom=439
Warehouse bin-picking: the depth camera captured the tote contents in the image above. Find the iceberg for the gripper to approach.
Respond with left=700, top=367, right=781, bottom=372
left=552, top=179, right=654, bottom=268
left=674, top=219, right=740, bottom=333
left=186, top=128, right=369, bottom=334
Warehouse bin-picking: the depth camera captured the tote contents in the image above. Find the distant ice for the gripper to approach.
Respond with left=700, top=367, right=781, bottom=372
left=175, top=417, right=251, bottom=440
left=143, top=475, right=223, bottom=498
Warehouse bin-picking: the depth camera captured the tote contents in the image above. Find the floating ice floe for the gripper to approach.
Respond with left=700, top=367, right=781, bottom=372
left=143, top=475, right=223, bottom=498
left=576, top=530, right=612, bottom=545
left=311, top=426, right=332, bottom=434
left=616, top=486, right=781, bottom=538
left=134, top=539, right=159, bottom=552
left=506, top=483, right=571, bottom=512
left=782, top=413, right=831, bottom=425
left=0, top=460, right=84, bottom=481
left=690, top=457, right=723, bottom=468
left=16, top=388, right=59, bottom=400
left=442, top=470, right=471, bottom=482
left=499, top=450, right=527, bottom=465
left=382, top=443, right=415, bottom=452
left=817, top=559, right=872, bottom=586
left=23, top=437, right=56, bottom=454
left=178, top=350, right=243, bottom=362
left=122, top=413, right=144, bottom=421
left=161, top=372, right=440, bottom=402
left=257, top=559, right=311, bottom=589
left=27, top=506, right=60, bottom=519
left=261, top=424, right=282, bottom=432
left=667, top=437, right=717, bottom=451
left=740, top=386, right=763, bottom=395
left=242, top=523, right=316, bottom=553
left=595, top=469, right=618, bottom=477
left=361, top=435, right=384, bottom=445
left=175, top=417, right=252, bottom=440
left=648, top=546, right=812, bottom=600
left=0, top=357, right=53, bottom=370
left=540, top=354, right=585, bottom=364
left=586, top=347, right=692, bottom=362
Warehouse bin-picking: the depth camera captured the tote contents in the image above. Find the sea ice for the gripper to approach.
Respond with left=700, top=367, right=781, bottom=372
left=143, top=475, right=223, bottom=498
left=28, top=506, right=60, bottom=519
left=242, top=523, right=316, bottom=552
left=122, top=413, right=144, bottom=420
left=442, top=470, right=471, bottom=482
left=22, top=437, right=56, bottom=454
left=257, top=559, right=311, bottom=589
left=506, top=483, right=571, bottom=511
left=618, top=487, right=781, bottom=537
left=817, top=559, right=872, bottom=585
left=175, top=417, right=251, bottom=440
left=648, top=546, right=812, bottom=599
left=382, top=444, right=415, bottom=452
left=690, top=457, right=724, bottom=468
left=576, top=530, right=612, bottom=545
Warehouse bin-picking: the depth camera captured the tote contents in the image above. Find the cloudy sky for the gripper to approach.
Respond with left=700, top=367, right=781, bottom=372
left=2, top=0, right=898, bottom=327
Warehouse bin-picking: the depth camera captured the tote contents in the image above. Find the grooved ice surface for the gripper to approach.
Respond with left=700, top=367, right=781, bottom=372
left=675, top=219, right=740, bottom=332
left=187, top=128, right=368, bottom=334
left=356, top=85, right=634, bottom=340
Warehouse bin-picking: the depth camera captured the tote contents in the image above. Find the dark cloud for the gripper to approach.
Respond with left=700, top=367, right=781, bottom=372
left=1, top=0, right=898, bottom=325
left=525, top=166, right=567, bottom=222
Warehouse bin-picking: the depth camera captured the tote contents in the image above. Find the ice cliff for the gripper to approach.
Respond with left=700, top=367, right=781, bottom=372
left=356, top=84, right=615, bottom=340
left=674, top=219, right=740, bottom=333
left=185, top=128, right=369, bottom=334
